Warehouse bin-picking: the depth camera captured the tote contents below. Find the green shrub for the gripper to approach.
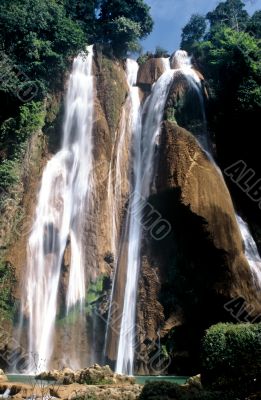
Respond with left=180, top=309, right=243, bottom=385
left=0, top=261, right=16, bottom=320
left=139, top=381, right=184, bottom=400
left=0, top=159, right=20, bottom=190
left=17, top=101, right=45, bottom=141
left=139, top=381, right=250, bottom=400
left=84, top=376, right=113, bottom=385
left=201, top=323, right=261, bottom=393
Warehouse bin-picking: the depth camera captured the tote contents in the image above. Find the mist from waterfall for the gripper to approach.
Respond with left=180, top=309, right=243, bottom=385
left=20, top=46, right=94, bottom=372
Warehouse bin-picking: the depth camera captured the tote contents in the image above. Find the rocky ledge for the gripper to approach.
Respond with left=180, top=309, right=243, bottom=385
left=0, top=382, right=142, bottom=400
left=36, top=364, right=135, bottom=385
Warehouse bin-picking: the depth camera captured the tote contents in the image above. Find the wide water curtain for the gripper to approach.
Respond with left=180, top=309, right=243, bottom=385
left=21, top=46, right=94, bottom=372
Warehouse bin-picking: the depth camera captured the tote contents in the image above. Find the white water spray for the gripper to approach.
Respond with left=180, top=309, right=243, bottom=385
left=236, top=215, right=261, bottom=288
left=116, top=59, right=174, bottom=375
left=22, top=46, right=94, bottom=372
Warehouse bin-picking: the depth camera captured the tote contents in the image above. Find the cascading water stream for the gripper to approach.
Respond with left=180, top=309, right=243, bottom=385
left=116, top=59, right=175, bottom=375
left=236, top=215, right=261, bottom=288
left=104, top=59, right=139, bottom=359
left=21, top=45, right=95, bottom=372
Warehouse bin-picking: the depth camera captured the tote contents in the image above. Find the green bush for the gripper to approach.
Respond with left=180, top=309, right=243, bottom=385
left=139, top=381, right=184, bottom=400
left=0, top=159, right=20, bottom=190
left=138, top=381, right=239, bottom=400
left=201, top=323, right=261, bottom=392
left=0, top=261, right=16, bottom=320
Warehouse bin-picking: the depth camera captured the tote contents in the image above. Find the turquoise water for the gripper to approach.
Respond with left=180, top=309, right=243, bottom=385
left=135, top=376, right=188, bottom=385
left=7, top=374, right=188, bottom=386
left=7, top=375, right=55, bottom=385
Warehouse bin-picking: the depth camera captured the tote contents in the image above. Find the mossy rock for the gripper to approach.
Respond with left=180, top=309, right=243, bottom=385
left=95, top=56, right=128, bottom=138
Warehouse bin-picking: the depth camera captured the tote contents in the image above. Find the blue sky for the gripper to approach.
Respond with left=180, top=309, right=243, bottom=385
left=141, top=0, right=261, bottom=53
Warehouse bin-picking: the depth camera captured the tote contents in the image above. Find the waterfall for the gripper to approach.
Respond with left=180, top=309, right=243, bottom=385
left=104, top=59, right=139, bottom=360
left=236, top=216, right=261, bottom=288
left=21, top=45, right=94, bottom=372
left=116, top=60, right=174, bottom=375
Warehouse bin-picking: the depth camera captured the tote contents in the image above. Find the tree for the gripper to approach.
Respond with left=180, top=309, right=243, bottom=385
left=98, top=0, right=153, bottom=55
left=247, top=10, right=261, bottom=39
left=154, top=46, right=169, bottom=58
left=0, top=0, right=86, bottom=97
left=106, top=16, right=142, bottom=57
left=206, top=0, right=248, bottom=32
left=180, top=14, right=207, bottom=51
left=63, top=0, right=99, bottom=37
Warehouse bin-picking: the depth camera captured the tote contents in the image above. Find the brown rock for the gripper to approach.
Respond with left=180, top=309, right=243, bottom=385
left=137, top=58, right=166, bottom=90
left=157, top=121, right=261, bottom=314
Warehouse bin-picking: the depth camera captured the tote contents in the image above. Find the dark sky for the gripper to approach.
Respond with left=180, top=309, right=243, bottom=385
left=141, top=0, right=261, bottom=53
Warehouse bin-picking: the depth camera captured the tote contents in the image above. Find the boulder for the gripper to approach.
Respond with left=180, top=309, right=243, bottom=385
left=137, top=58, right=166, bottom=90
left=0, top=370, right=7, bottom=383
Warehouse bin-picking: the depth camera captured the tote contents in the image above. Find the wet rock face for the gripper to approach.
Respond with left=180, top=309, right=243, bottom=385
left=136, top=121, right=261, bottom=374
left=137, top=58, right=166, bottom=91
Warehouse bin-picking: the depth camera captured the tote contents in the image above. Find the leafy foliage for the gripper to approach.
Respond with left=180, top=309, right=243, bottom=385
left=0, top=0, right=86, bottom=98
left=201, top=323, right=261, bottom=392
left=105, top=16, right=142, bottom=56
left=99, top=0, right=153, bottom=38
left=154, top=46, right=169, bottom=58
left=0, top=261, right=16, bottom=320
left=98, top=0, right=153, bottom=56
left=181, top=14, right=207, bottom=51
left=139, top=380, right=241, bottom=400
left=206, top=0, right=249, bottom=32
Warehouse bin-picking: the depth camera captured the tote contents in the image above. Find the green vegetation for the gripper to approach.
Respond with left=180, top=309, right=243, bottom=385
left=86, top=275, right=105, bottom=315
left=201, top=323, right=261, bottom=392
left=0, top=260, right=16, bottom=320
left=139, top=381, right=184, bottom=400
left=0, top=101, right=45, bottom=193
left=98, top=0, right=153, bottom=56
left=139, top=380, right=238, bottom=400
left=0, top=0, right=153, bottom=202
left=84, top=376, right=113, bottom=385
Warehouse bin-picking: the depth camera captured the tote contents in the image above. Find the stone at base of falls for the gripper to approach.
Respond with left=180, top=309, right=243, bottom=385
left=36, top=364, right=135, bottom=385
left=0, top=370, right=7, bottom=383
left=186, top=375, right=202, bottom=390
left=0, top=382, right=142, bottom=400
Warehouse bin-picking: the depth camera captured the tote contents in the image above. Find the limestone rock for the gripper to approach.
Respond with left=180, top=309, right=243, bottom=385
left=137, top=58, right=166, bottom=90
left=36, top=364, right=135, bottom=386
left=1, top=382, right=142, bottom=400
left=0, top=369, right=7, bottom=382
left=157, top=121, right=261, bottom=314
left=187, top=374, right=202, bottom=390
